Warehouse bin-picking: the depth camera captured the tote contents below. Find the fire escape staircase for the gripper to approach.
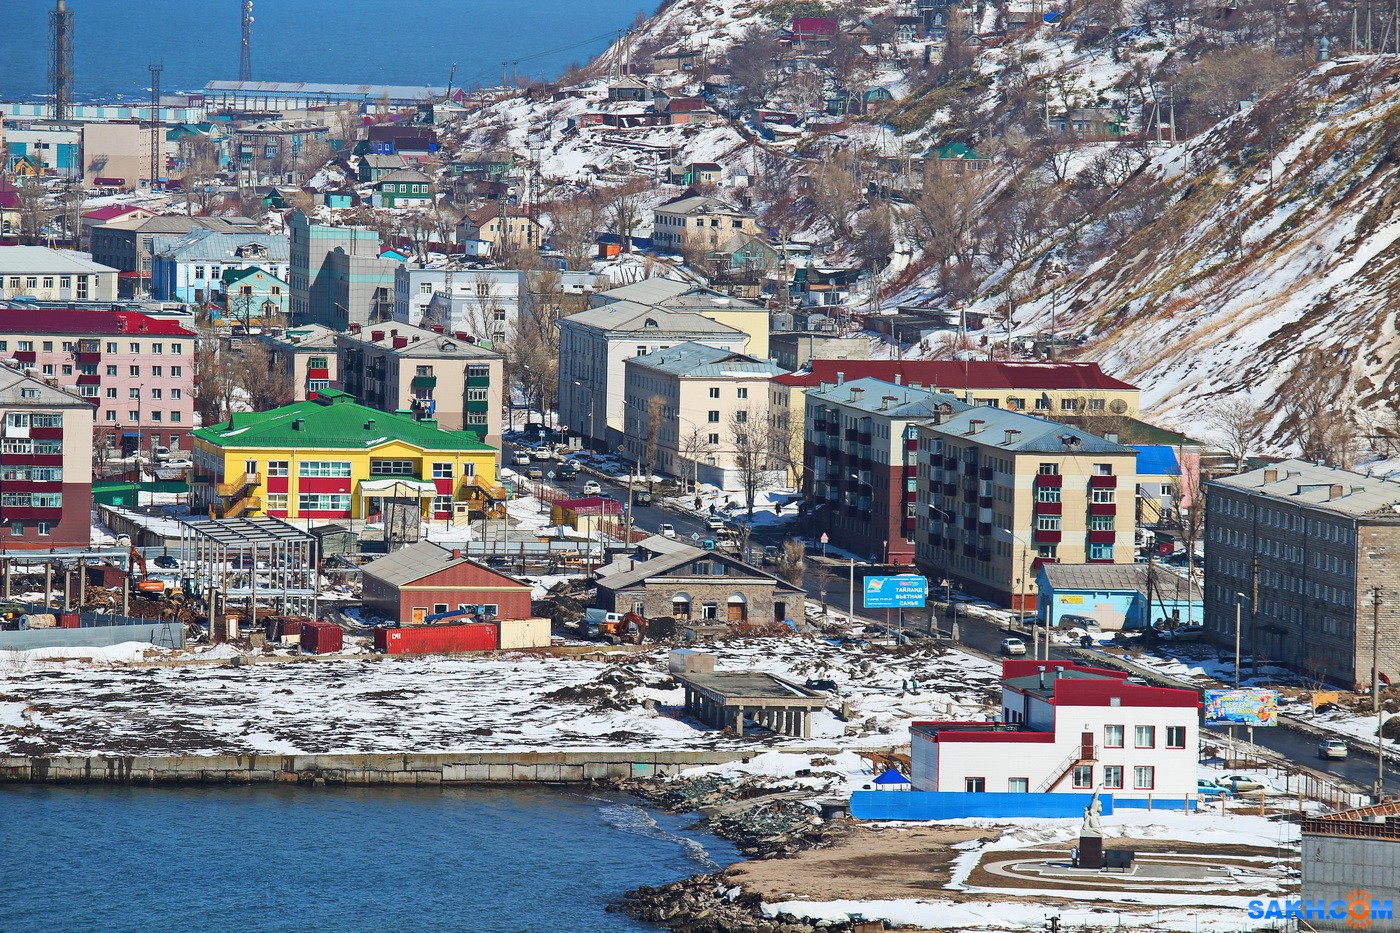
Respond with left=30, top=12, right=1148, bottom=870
left=1037, top=744, right=1099, bottom=793
left=212, top=472, right=262, bottom=518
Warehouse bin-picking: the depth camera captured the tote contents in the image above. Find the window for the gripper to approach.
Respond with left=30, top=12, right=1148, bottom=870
left=172, top=343, right=183, bottom=354
left=152, top=343, right=163, bottom=354
left=1089, top=543, right=1115, bottom=561
left=1091, top=488, right=1116, bottom=504
left=265, top=493, right=289, bottom=512
left=735, top=410, right=748, bottom=423
left=1089, top=515, right=1115, bottom=531
left=59, top=277, right=70, bottom=290
left=37, top=522, right=51, bottom=536
left=1166, top=726, right=1186, bottom=749
left=130, top=366, right=140, bottom=377
left=152, top=366, right=162, bottom=377
left=1134, top=725, right=1155, bottom=748
left=707, top=433, right=719, bottom=445
left=419, top=282, right=434, bottom=295
left=1036, top=544, right=1058, bottom=559
left=1035, top=515, right=1061, bottom=531
left=1103, top=766, right=1124, bottom=789
left=300, top=461, right=352, bottom=478
left=432, top=462, right=453, bottom=479
left=129, top=388, right=141, bottom=399
left=17, top=341, right=33, bottom=352
left=708, top=387, right=720, bottom=398
left=1037, top=463, right=1059, bottom=475
left=5, top=413, right=28, bottom=429
left=1093, top=463, right=1113, bottom=475
left=171, top=389, right=182, bottom=399
left=431, top=495, right=452, bottom=513
left=150, top=411, right=162, bottom=422
left=1060, top=398, right=1078, bottom=411
left=9, top=522, right=22, bottom=536
left=26, top=278, right=37, bottom=290
left=1008, top=777, right=1029, bottom=793
left=105, top=411, right=116, bottom=422
left=267, top=461, right=290, bottom=477
left=1133, top=766, right=1155, bottom=790
left=1036, top=486, right=1061, bottom=503
left=964, top=777, right=986, bottom=793
left=171, top=366, right=182, bottom=377
left=298, top=493, right=351, bottom=512
left=707, top=410, right=720, bottom=423
left=370, top=459, right=415, bottom=476
left=737, top=387, right=748, bottom=399
left=467, top=388, right=488, bottom=402
left=1072, top=765, right=1093, bottom=789
left=467, top=364, right=489, bottom=379
left=1104, top=724, right=1124, bottom=748
left=129, top=343, right=141, bottom=354
left=106, top=342, right=117, bottom=354
left=701, top=603, right=718, bottom=620
left=1034, top=396, right=1050, bottom=410
left=195, top=265, right=205, bottom=280
left=41, top=365, right=53, bottom=376
left=106, top=365, right=118, bottom=376
left=42, top=341, right=53, bottom=352
left=170, top=412, right=181, bottom=423
left=80, top=385, right=98, bottom=398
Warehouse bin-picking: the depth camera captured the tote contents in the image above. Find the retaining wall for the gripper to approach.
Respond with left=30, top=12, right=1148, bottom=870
left=0, top=621, right=185, bottom=652
left=0, top=748, right=850, bottom=787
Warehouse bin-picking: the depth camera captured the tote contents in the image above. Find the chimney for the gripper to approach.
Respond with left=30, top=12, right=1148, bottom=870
left=1003, top=428, right=1021, bottom=445
left=393, top=336, right=409, bottom=349
left=1329, top=484, right=1344, bottom=499
left=431, top=324, right=444, bottom=334
left=455, top=331, right=469, bottom=341
left=893, top=374, right=902, bottom=386
left=390, top=329, right=398, bottom=338
left=364, top=418, right=376, bottom=431
left=1263, top=468, right=1279, bottom=483
left=967, top=418, right=985, bottom=435
left=1352, top=485, right=1366, bottom=495
left=349, top=322, right=361, bottom=333
left=371, top=330, right=385, bottom=342
left=451, top=548, right=462, bottom=559
left=836, top=371, right=845, bottom=385
left=849, top=386, right=863, bottom=401
left=292, top=417, right=305, bottom=431
left=880, top=395, right=896, bottom=410
left=1038, top=665, right=1047, bottom=689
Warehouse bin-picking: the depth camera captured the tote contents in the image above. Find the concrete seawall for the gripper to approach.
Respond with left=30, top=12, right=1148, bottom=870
left=0, top=748, right=851, bottom=787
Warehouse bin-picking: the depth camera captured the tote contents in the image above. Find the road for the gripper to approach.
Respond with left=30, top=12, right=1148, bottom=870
left=512, top=442, right=1400, bottom=792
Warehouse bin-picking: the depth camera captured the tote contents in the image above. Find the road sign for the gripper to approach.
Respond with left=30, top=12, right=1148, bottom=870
left=547, top=471, right=556, bottom=479
left=820, top=532, right=829, bottom=544
left=863, top=574, right=928, bottom=609
left=691, top=532, right=701, bottom=542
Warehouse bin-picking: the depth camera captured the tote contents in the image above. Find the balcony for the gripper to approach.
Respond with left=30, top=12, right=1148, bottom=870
left=1034, top=500, right=1063, bottom=515
left=845, top=428, right=858, bottom=442
left=979, top=466, right=994, bottom=481
left=978, top=495, right=993, bottom=509
left=76, top=351, right=102, bottom=364
left=1034, top=529, right=1063, bottom=544
left=962, top=516, right=977, bottom=531
left=216, top=471, right=261, bottom=497
left=813, top=420, right=828, bottom=433
left=1088, top=529, right=1117, bottom=544
left=1088, top=502, right=1117, bottom=516
left=1089, top=474, right=1118, bottom=488
left=977, top=522, right=992, bottom=536
left=411, top=374, right=437, bottom=389
left=1033, top=473, right=1063, bottom=487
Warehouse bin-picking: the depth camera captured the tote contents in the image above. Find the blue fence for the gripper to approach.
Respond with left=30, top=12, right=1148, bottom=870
left=850, top=791, right=1194, bottom=820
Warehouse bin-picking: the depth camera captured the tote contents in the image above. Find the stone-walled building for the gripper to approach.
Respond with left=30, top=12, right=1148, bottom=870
left=1205, top=460, right=1400, bottom=688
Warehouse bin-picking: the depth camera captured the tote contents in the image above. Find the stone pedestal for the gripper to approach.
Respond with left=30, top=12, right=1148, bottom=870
left=1078, top=835, right=1104, bottom=869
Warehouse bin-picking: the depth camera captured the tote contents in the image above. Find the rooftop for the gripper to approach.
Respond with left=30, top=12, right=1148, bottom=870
left=152, top=228, right=289, bottom=262
left=193, top=390, right=495, bottom=452
left=674, top=671, right=826, bottom=703
left=806, top=376, right=968, bottom=418
left=361, top=540, right=521, bottom=588
left=628, top=342, right=783, bottom=379
left=925, top=406, right=1136, bottom=454
left=1039, top=562, right=1202, bottom=602
left=338, top=322, right=501, bottom=359
left=0, top=247, right=117, bottom=276
left=0, top=366, right=89, bottom=407
left=206, top=80, right=448, bottom=98
left=182, top=515, right=314, bottom=548
left=771, top=359, right=1137, bottom=391
left=654, top=194, right=752, bottom=217
left=258, top=324, right=339, bottom=351
left=562, top=301, right=746, bottom=337
left=0, top=309, right=195, bottom=337
left=1209, top=459, right=1400, bottom=518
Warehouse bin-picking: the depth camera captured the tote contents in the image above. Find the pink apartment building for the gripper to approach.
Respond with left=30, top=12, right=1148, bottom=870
left=0, top=310, right=196, bottom=455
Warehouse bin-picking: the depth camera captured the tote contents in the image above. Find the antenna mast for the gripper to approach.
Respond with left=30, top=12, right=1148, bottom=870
left=240, top=0, right=254, bottom=82
left=148, top=63, right=164, bottom=191
left=48, top=0, right=74, bottom=121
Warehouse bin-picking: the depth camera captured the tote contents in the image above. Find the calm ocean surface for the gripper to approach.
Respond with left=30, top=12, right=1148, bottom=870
left=0, top=0, right=648, bottom=101
left=0, top=784, right=739, bottom=932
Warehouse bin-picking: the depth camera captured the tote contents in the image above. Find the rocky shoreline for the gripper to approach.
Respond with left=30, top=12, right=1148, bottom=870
left=615, top=769, right=858, bottom=932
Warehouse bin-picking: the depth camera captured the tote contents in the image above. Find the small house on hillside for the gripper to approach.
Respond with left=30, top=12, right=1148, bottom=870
left=361, top=540, right=534, bottom=625
left=607, top=76, right=652, bottom=102
left=373, top=169, right=434, bottom=208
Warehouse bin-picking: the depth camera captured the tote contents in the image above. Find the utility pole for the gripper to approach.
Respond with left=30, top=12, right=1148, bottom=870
left=1250, top=554, right=1259, bottom=676
left=1374, top=587, right=1385, bottom=798
left=48, top=0, right=74, bottom=122
left=148, top=63, right=164, bottom=191
left=239, top=1, right=254, bottom=82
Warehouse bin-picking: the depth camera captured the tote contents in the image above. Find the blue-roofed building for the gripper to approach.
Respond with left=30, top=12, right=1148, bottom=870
left=1134, top=444, right=1181, bottom=526
left=151, top=228, right=290, bottom=305
left=622, top=341, right=785, bottom=490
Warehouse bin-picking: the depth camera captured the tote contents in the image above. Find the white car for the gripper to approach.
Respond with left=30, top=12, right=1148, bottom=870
left=658, top=523, right=677, bottom=538
left=162, top=458, right=193, bottom=470
left=1318, top=739, right=1349, bottom=760
left=582, top=481, right=602, bottom=496
left=705, top=515, right=727, bottom=531
left=1001, top=637, right=1027, bottom=656
left=512, top=452, right=532, bottom=466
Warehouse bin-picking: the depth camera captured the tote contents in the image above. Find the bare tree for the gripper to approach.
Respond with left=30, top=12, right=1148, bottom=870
left=236, top=339, right=295, bottom=411
left=773, top=538, right=806, bottom=587
left=15, top=178, right=52, bottom=246
left=193, top=317, right=236, bottom=425
left=1278, top=348, right=1360, bottom=467
left=1205, top=397, right=1270, bottom=472
left=808, top=148, right=864, bottom=241
left=549, top=193, right=602, bottom=270
left=729, top=405, right=775, bottom=520
left=907, top=166, right=985, bottom=299
left=678, top=427, right=714, bottom=493
left=609, top=188, right=644, bottom=252
left=643, top=394, right=666, bottom=495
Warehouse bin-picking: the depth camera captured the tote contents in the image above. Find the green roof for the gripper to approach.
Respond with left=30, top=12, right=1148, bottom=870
left=192, top=390, right=496, bottom=452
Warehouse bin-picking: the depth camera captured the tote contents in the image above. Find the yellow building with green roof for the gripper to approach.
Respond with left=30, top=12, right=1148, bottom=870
left=191, top=390, right=502, bottom=521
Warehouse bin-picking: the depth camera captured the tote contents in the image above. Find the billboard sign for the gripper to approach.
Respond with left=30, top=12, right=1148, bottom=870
left=863, top=574, right=928, bottom=609
left=1203, top=689, right=1279, bottom=727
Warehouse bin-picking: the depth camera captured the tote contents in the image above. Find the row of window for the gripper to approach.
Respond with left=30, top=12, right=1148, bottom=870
left=264, top=493, right=459, bottom=514
left=0, top=493, right=62, bottom=508
left=101, top=411, right=182, bottom=423
left=1105, top=724, right=1187, bottom=749
left=1033, top=515, right=1117, bottom=531
left=262, top=460, right=472, bottom=479
left=965, top=765, right=1156, bottom=793
left=7, top=520, right=54, bottom=537
left=0, top=439, right=62, bottom=455
left=1033, top=487, right=1116, bottom=503
left=1, top=340, right=184, bottom=355
left=0, top=467, right=62, bottom=482
left=4, top=275, right=89, bottom=293
left=5, top=414, right=63, bottom=429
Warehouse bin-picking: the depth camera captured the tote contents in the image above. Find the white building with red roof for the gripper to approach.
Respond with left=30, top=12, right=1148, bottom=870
left=911, top=660, right=1200, bottom=800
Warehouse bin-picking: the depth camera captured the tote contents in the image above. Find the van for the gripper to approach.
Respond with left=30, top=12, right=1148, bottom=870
left=1058, top=614, right=1102, bottom=634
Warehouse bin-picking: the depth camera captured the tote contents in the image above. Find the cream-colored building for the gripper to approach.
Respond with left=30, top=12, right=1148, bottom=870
left=623, top=342, right=784, bottom=489
left=652, top=193, right=762, bottom=253
left=82, top=121, right=156, bottom=189
left=915, top=406, right=1139, bottom=611
left=0, top=247, right=119, bottom=302
left=590, top=277, right=770, bottom=360
left=457, top=206, right=544, bottom=255
left=257, top=324, right=341, bottom=402
left=336, top=321, right=505, bottom=454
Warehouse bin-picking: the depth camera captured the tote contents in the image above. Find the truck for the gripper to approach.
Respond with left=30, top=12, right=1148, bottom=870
left=582, top=608, right=647, bottom=643
left=582, top=608, right=623, bottom=638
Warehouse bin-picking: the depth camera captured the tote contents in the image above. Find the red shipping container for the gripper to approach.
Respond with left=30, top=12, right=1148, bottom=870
left=59, top=613, right=80, bottom=629
left=300, top=619, right=344, bottom=654
left=374, top=622, right=497, bottom=655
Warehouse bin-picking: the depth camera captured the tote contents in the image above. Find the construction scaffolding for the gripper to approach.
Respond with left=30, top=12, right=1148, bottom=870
left=180, top=517, right=317, bottom=629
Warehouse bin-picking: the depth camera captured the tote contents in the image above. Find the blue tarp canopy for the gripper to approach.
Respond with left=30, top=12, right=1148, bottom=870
left=872, top=769, right=911, bottom=785
left=1133, top=445, right=1180, bottom=477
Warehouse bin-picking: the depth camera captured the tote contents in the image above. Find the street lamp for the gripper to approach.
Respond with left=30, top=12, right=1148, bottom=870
left=1233, top=592, right=1251, bottom=688
left=572, top=380, right=595, bottom=453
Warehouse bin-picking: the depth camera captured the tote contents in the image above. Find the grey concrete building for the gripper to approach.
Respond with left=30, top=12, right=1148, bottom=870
left=594, top=535, right=804, bottom=625
left=287, top=211, right=396, bottom=330
left=1205, top=460, right=1400, bottom=688
left=1301, top=801, right=1400, bottom=930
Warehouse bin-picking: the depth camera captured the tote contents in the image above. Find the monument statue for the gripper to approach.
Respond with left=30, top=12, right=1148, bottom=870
left=1081, top=792, right=1104, bottom=838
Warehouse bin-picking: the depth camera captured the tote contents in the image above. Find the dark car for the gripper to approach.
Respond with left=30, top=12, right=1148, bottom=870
left=557, top=465, right=578, bottom=480
left=152, top=554, right=180, bottom=569
left=805, top=678, right=839, bottom=693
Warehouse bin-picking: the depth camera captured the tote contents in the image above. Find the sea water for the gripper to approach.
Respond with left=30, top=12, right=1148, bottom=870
left=0, top=784, right=739, bottom=932
left=0, top=0, right=647, bottom=102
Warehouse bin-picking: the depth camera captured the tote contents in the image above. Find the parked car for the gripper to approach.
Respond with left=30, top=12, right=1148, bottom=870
left=632, top=489, right=653, bottom=505
left=512, top=452, right=532, bottom=466
left=582, top=481, right=602, bottom=496
left=1157, top=624, right=1206, bottom=642
left=805, top=678, right=839, bottom=693
left=557, top=464, right=578, bottom=480
left=1001, top=637, right=1027, bottom=656
left=162, top=458, right=193, bottom=470
left=658, top=523, right=677, bottom=538
left=1196, top=778, right=1232, bottom=797
left=151, top=554, right=180, bottom=570
left=1220, top=774, right=1271, bottom=794
left=1318, top=738, right=1349, bottom=760
left=153, top=446, right=171, bottom=461
left=526, top=466, right=544, bottom=479
left=1058, top=614, right=1102, bottom=634
left=706, top=515, right=727, bottom=531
